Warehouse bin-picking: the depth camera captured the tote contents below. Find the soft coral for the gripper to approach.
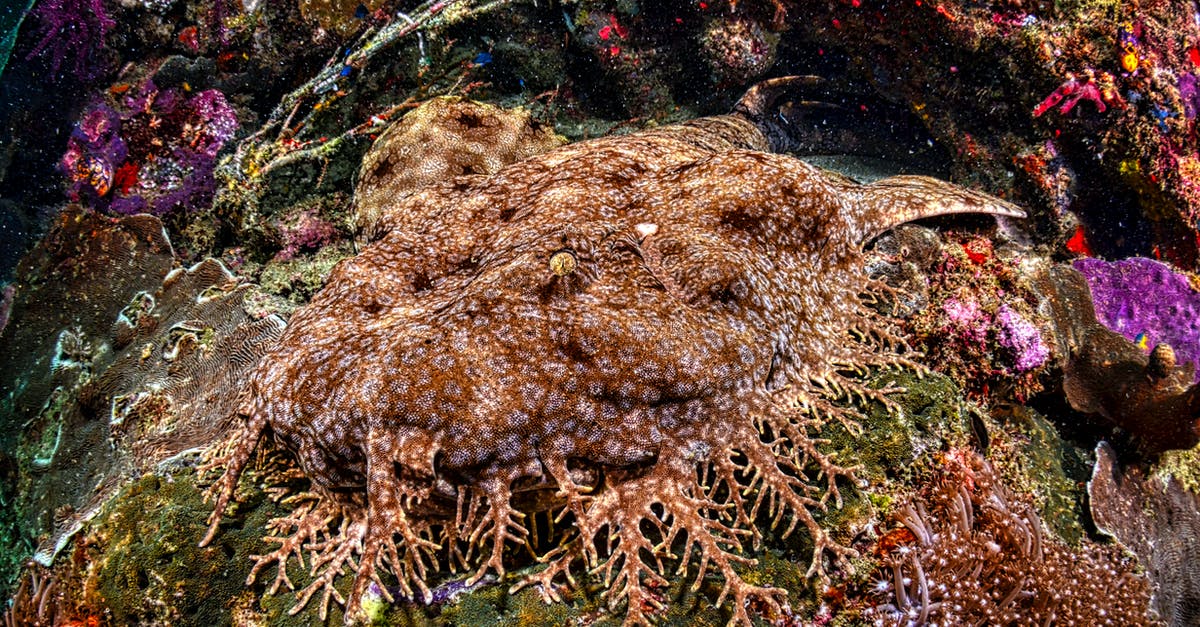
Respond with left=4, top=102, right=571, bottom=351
left=24, top=0, right=115, bottom=80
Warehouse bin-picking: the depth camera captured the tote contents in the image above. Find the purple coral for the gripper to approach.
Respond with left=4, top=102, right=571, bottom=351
left=59, top=81, right=239, bottom=217
left=1180, top=72, right=1200, bottom=120
left=1074, top=257, right=1200, bottom=380
left=939, top=297, right=1048, bottom=374
left=24, top=0, right=115, bottom=80
left=59, top=103, right=126, bottom=201
left=186, top=90, right=238, bottom=157
left=996, top=304, right=1050, bottom=372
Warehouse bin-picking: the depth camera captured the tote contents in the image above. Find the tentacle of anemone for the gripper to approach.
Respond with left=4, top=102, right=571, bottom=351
left=199, top=408, right=267, bottom=547
left=850, top=175, right=1026, bottom=246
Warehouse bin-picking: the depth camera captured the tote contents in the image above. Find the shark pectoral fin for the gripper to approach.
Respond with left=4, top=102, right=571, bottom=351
left=853, top=175, right=1026, bottom=246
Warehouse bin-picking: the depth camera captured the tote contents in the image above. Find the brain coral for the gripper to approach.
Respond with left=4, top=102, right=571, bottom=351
left=353, top=96, right=565, bottom=239
left=203, top=79, right=1023, bottom=624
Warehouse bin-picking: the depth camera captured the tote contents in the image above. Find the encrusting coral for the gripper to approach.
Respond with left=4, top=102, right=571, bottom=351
left=1074, top=257, right=1200, bottom=382
left=0, top=206, right=285, bottom=580
left=1034, top=264, right=1200, bottom=454
left=201, top=78, right=1024, bottom=625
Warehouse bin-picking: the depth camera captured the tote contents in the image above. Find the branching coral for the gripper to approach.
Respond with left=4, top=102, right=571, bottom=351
left=201, top=80, right=1023, bottom=625
left=864, top=450, right=1156, bottom=625
left=1032, top=71, right=1119, bottom=117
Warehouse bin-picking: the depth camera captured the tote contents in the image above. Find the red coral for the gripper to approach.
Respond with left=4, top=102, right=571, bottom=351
left=1033, top=71, right=1119, bottom=117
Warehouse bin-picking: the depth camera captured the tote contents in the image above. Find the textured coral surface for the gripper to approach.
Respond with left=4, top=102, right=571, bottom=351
left=203, top=91, right=1023, bottom=624
left=1091, top=442, right=1200, bottom=625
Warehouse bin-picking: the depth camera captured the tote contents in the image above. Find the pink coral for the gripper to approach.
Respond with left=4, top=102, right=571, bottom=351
left=275, top=209, right=337, bottom=261
left=995, top=304, right=1049, bottom=372
left=942, top=297, right=989, bottom=343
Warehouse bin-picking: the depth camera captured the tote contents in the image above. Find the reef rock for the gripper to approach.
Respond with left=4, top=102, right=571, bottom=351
left=353, top=96, right=565, bottom=239
left=203, top=79, right=1024, bottom=624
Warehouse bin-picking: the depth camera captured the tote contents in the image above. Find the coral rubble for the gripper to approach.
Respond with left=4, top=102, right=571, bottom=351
left=202, top=82, right=1023, bottom=624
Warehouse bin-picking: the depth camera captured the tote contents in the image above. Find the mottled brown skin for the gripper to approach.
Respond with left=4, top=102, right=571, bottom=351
left=202, top=79, right=1023, bottom=625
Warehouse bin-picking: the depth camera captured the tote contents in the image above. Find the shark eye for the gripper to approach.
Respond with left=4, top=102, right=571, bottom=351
left=549, top=250, right=578, bottom=276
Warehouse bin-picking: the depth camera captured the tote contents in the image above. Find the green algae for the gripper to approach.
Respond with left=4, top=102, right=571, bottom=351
left=1154, top=445, right=1200, bottom=495
left=258, top=242, right=356, bottom=305
left=829, top=370, right=973, bottom=488
left=88, top=470, right=285, bottom=626
left=987, top=404, right=1090, bottom=546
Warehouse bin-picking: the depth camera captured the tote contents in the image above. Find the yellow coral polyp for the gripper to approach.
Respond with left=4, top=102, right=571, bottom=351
left=1121, top=48, right=1139, bottom=72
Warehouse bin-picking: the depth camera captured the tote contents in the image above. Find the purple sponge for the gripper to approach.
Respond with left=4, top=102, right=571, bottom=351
left=1074, top=257, right=1200, bottom=380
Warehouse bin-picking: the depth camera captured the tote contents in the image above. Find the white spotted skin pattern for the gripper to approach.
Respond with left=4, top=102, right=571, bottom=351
left=203, top=108, right=1023, bottom=625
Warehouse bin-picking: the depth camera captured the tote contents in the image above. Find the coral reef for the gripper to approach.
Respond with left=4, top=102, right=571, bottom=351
left=0, top=207, right=174, bottom=585
left=59, top=79, right=239, bottom=231
left=354, top=96, right=564, bottom=238
left=1034, top=263, right=1200, bottom=454
left=699, top=17, right=779, bottom=86
left=871, top=227, right=1050, bottom=399
left=1074, top=257, right=1200, bottom=381
left=10, top=1, right=1200, bottom=624
left=202, top=81, right=1023, bottom=624
left=859, top=450, right=1155, bottom=625
left=1090, top=442, right=1200, bottom=626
